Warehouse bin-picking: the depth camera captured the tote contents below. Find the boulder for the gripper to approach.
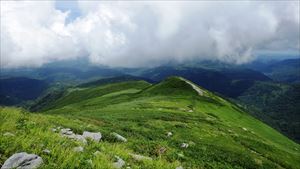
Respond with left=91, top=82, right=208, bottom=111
left=176, top=166, right=184, bottom=169
left=113, top=156, right=125, bottom=169
left=1, top=152, right=43, bottom=169
left=69, top=134, right=87, bottom=144
left=112, top=132, right=127, bottom=142
left=82, top=131, right=102, bottom=142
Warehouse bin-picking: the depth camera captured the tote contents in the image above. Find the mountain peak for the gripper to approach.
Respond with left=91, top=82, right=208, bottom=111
left=142, top=76, right=206, bottom=96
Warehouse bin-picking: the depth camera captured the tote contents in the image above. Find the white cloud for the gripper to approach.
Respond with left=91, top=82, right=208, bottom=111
left=1, top=1, right=299, bottom=68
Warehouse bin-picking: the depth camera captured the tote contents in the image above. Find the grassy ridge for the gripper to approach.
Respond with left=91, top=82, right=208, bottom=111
left=1, top=77, right=300, bottom=168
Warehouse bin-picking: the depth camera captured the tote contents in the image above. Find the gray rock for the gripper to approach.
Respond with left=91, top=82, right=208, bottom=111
left=113, top=156, right=125, bottom=169
left=112, top=132, right=127, bottom=142
left=82, top=131, right=102, bottom=142
left=69, top=134, right=87, bottom=144
left=3, top=132, right=15, bottom=137
left=166, top=132, right=172, bottom=137
left=180, top=143, right=189, bottom=148
left=1, top=152, right=43, bottom=169
left=129, top=153, right=152, bottom=161
left=60, top=128, right=74, bottom=135
left=73, top=146, right=84, bottom=152
left=176, top=166, right=184, bottom=169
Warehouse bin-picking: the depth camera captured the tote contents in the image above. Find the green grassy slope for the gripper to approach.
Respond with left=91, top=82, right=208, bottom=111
left=2, top=77, right=299, bottom=169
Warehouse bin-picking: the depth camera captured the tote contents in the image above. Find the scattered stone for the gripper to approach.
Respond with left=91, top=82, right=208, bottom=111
left=242, top=127, right=248, bottom=131
left=42, top=149, right=51, bottom=154
left=129, top=153, right=152, bottom=161
left=51, top=128, right=57, bottom=132
left=113, top=156, right=125, bottom=169
left=112, top=132, right=127, bottom=142
left=167, top=132, right=173, bottom=137
left=72, top=134, right=88, bottom=144
left=3, top=132, right=15, bottom=137
left=188, top=110, right=193, bottom=113
left=73, top=146, right=84, bottom=152
left=180, top=143, right=189, bottom=148
left=176, top=166, right=184, bottom=169
left=1, top=152, right=43, bottom=169
left=60, top=128, right=74, bottom=135
left=82, top=131, right=102, bottom=142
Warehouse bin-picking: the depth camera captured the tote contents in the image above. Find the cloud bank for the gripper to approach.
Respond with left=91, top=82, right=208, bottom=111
left=1, top=1, right=299, bottom=68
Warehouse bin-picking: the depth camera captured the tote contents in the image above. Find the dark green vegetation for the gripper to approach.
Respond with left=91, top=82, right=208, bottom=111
left=237, top=82, right=300, bottom=142
left=0, top=77, right=48, bottom=105
left=246, top=58, right=300, bottom=83
left=1, top=77, right=297, bottom=168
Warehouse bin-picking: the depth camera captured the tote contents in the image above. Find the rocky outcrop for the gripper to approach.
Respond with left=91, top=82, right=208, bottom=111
left=82, top=131, right=102, bottom=142
left=1, top=152, right=43, bottom=169
left=113, top=156, right=125, bottom=169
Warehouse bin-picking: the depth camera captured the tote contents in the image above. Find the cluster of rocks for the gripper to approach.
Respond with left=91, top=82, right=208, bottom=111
left=2, top=128, right=185, bottom=169
left=59, top=128, right=102, bottom=144
left=57, top=127, right=128, bottom=145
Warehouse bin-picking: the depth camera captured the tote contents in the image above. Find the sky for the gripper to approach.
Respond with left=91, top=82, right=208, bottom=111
left=1, top=0, right=299, bottom=68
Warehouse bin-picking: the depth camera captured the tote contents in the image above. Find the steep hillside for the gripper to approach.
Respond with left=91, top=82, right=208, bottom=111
left=237, top=82, right=300, bottom=142
left=21, top=77, right=300, bottom=169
